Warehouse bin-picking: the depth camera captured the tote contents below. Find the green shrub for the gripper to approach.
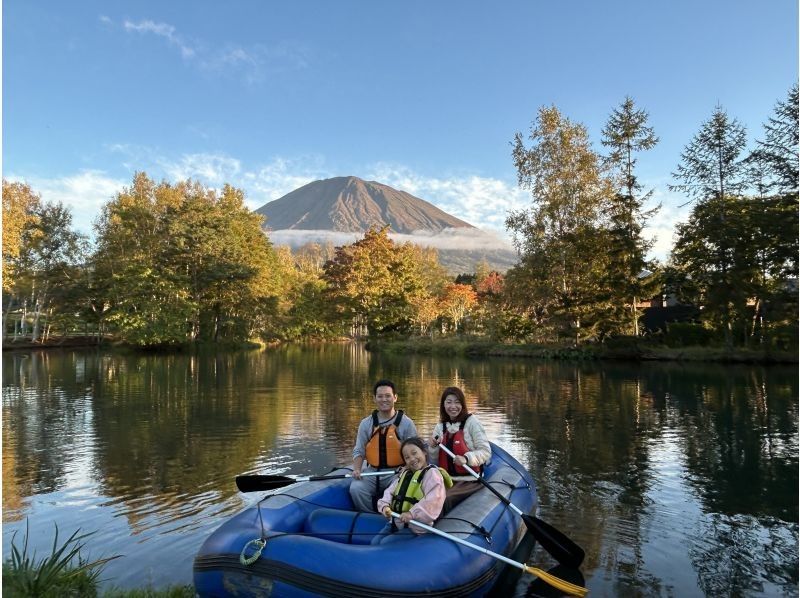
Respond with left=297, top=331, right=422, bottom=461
left=663, top=322, right=716, bottom=347
left=768, top=323, right=799, bottom=351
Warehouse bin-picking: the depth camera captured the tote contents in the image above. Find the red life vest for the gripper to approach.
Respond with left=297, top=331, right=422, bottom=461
left=438, top=414, right=480, bottom=475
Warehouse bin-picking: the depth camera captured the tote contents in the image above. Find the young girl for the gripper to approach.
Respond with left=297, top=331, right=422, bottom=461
left=372, top=437, right=449, bottom=544
left=428, top=386, right=491, bottom=511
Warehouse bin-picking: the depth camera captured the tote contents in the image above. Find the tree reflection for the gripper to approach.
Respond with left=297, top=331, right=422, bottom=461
left=2, top=348, right=796, bottom=594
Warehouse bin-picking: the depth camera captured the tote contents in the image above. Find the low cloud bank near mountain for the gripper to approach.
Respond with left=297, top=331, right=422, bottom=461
left=268, top=228, right=518, bottom=274
left=267, top=227, right=514, bottom=252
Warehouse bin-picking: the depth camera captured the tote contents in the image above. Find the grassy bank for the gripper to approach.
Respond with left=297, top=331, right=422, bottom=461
left=367, top=337, right=798, bottom=364
left=2, top=523, right=194, bottom=598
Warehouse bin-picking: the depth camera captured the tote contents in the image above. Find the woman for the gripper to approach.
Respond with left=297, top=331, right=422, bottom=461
left=428, top=386, right=491, bottom=511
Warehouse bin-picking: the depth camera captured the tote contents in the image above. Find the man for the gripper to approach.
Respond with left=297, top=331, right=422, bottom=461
left=350, top=379, right=417, bottom=512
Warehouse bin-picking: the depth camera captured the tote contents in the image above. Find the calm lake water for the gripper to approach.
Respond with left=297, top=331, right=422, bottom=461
left=2, top=344, right=798, bottom=597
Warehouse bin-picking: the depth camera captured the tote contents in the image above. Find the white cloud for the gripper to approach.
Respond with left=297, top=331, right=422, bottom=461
left=366, top=163, right=529, bottom=237
left=643, top=189, right=687, bottom=264
left=100, top=147, right=330, bottom=209
left=267, top=227, right=513, bottom=252
left=266, top=230, right=362, bottom=248
left=392, top=228, right=513, bottom=251
left=199, top=41, right=312, bottom=85
left=159, top=153, right=242, bottom=185
left=115, top=17, right=309, bottom=84
left=123, top=19, right=196, bottom=59
left=242, top=156, right=330, bottom=209
left=5, top=171, right=127, bottom=236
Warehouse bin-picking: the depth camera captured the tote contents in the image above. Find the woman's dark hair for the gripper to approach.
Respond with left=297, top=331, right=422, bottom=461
left=400, top=436, right=427, bottom=458
left=373, top=379, right=396, bottom=395
left=439, top=386, right=469, bottom=423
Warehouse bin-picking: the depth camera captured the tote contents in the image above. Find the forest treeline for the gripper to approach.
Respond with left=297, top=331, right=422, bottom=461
left=2, top=87, right=797, bottom=350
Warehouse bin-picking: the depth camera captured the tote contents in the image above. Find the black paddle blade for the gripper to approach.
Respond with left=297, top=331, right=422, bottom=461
left=235, top=474, right=297, bottom=492
left=523, top=514, right=585, bottom=569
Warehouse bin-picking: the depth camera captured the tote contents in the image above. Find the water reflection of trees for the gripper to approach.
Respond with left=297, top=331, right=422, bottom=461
left=2, top=347, right=796, bottom=593
left=2, top=351, right=97, bottom=520
left=358, top=356, right=797, bottom=593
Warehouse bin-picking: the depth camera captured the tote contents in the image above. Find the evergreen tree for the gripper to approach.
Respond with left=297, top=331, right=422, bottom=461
left=601, top=97, right=661, bottom=335
left=743, top=85, right=799, bottom=344
left=670, top=106, right=748, bottom=201
left=669, top=107, right=749, bottom=346
left=749, top=84, right=799, bottom=195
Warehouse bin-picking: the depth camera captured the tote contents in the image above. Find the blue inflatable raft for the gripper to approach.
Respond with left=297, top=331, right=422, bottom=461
left=194, top=443, right=537, bottom=597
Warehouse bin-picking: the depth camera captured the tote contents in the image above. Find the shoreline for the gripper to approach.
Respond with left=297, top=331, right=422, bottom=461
left=3, top=335, right=797, bottom=365
left=365, top=337, right=799, bottom=364
left=2, top=336, right=106, bottom=351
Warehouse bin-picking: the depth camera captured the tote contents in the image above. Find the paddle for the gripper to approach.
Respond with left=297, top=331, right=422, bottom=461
left=236, top=470, right=393, bottom=493
left=437, top=440, right=585, bottom=569
left=387, top=511, right=588, bottom=597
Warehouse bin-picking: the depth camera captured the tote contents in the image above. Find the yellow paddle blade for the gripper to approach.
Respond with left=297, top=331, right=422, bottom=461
left=524, top=565, right=588, bottom=597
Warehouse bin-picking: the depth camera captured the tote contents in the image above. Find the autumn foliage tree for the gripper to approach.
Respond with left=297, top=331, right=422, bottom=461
left=439, top=283, right=478, bottom=333
left=2, top=181, right=41, bottom=294
left=507, top=106, right=616, bottom=344
left=93, top=172, right=281, bottom=346
left=3, top=194, right=88, bottom=341
left=322, top=227, right=447, bottom=336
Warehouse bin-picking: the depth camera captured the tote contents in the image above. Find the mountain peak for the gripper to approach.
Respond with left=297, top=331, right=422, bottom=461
left=255, top=176, right=474, bottom=234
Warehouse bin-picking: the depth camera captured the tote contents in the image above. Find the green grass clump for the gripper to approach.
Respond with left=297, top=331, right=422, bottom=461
left=2, top=521, right=195, bottom=598
left=2, top=521, right=119, bottom=598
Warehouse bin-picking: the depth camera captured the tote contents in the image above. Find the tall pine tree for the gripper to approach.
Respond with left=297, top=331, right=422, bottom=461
left=669, top=106, right=749, bottom=346
left=601, top=97, right=660, bottom=335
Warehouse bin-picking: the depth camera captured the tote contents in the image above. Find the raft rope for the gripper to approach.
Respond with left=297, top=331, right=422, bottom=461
left=493, top=452, right=532, bottom=491
left=436, top=516, right=492, bottom=544
left=239, top=538, right=266, bottom=566
left=240, top=491, right=273, bottom=566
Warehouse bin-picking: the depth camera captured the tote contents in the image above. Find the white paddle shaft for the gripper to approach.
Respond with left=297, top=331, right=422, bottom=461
left=436, top=440, right=524, bottom=517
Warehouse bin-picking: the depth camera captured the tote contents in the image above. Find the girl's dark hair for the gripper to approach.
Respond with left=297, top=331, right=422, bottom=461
left=400, top=436, right=427, bottom=458
left=439, top=386, right=470, bottom=423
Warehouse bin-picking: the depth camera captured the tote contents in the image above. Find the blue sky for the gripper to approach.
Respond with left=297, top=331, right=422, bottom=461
left=4, top=0, right=798, bottom=260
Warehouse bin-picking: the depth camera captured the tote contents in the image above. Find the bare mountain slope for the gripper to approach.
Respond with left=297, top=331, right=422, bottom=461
left=255, top=175, right=518, bottom=274
left=255, top=176, right=474, bottom=233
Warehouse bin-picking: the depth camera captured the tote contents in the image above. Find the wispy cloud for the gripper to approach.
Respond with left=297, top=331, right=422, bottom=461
left=123, top=19, right=196, bottom=59
left=110, top=16, right=310, bottom=84
left=159, top=153, right=242, bottom=185
left=199, top=41, right=312, bottom=84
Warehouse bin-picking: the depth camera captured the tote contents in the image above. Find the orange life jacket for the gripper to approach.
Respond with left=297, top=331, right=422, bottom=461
left=365, top=410, right=404, bottom=468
